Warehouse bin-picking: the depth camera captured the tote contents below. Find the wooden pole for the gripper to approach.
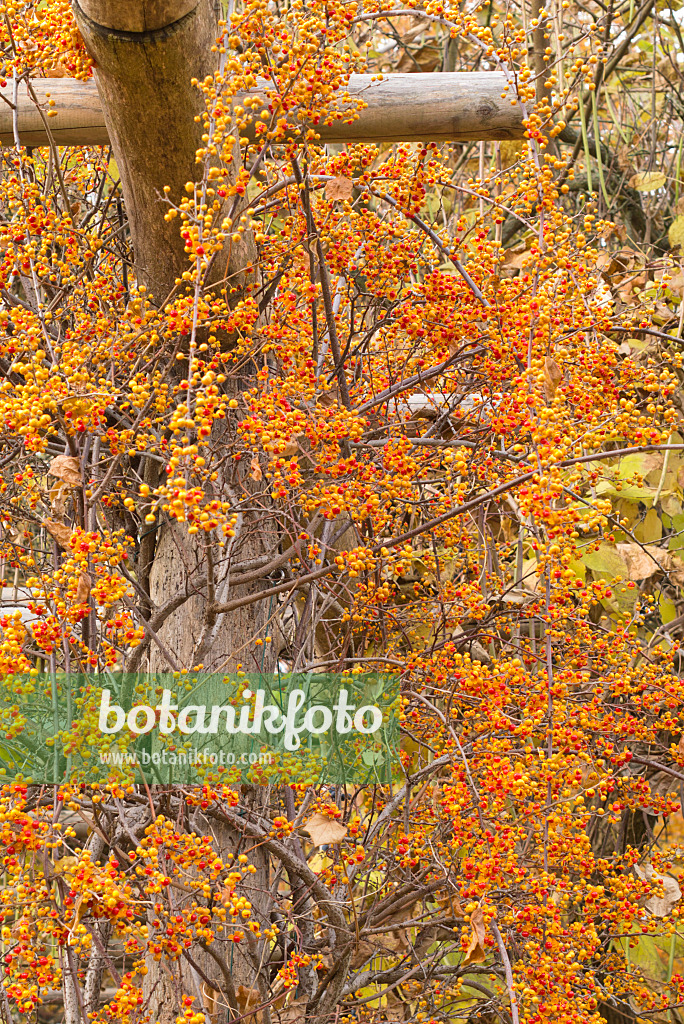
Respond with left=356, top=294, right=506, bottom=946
left=0, top=72, right=524, bottom=150
left=70, top=0, right=224, bottom=299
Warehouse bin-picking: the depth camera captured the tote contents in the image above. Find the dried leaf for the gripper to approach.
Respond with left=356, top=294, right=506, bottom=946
left=303, top=811, right=348, bottom=846
left=636, top=863, right=682, bottom=917
left=48, top=454, right=81, bottom=488
left=67, top=893, right=86, bottom=946
left=250, top=455, right=263, bottom=482
left=45, top=519, right=74, bottom=549
left=629, top=171, right=667, bottom=192
left=462, top=907, right=487, bottom=966
left=325, top=176, right=354, bottom=201
left=45, top=62, right=69, bottom=77
left=236, top=985, right=262, bottom=1024
left=615, top=543, right=661, bottom=580
left=49, top=479, right=70, bottom=517
left=202, top=984, right=221, bottom=1024
left=543, top=354, right=562, bottom=400
left=75, top=572, right=91, bottom=604
left=277, top=998, right=307, bottom=1024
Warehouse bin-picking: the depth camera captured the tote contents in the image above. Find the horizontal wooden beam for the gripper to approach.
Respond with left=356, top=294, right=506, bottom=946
left=0, top=72, right=524, bottom=148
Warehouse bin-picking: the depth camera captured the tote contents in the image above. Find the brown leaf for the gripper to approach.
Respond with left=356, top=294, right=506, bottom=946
left=303, top=811, right=348, bottom=846
left=49, top=479, right=70, bottom=517
left=635, top=863, right=682, bottom=918
left=202, top=984, right=221, bottom=1024
left=434, top=892, right=466, bottom=917
left=45, top=519, right=74, bottom=549
left=48, top=454, right=81, bottom=488
left=277, top=997, right=308, bottom=1024
left=45, top=62, right=69, bottom=77
left=615, top=543, right=661, bottom=581
left=75, top=572, right=91, bottom=605
left=543, top=354, right=562, bottom=400
left=462, top=907, right=487, bottom=966
left=351, top=939, right=376, bottom=969
left=382, top=927, right=409, bottom=952
left=250, top=455, right=263, bottom=482
left=236, top=985, right=261, bottom=1024
left=325, top=176, right=354, bottom=201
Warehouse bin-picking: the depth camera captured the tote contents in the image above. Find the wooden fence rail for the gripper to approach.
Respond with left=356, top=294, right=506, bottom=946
left=0, top=72, right=524, bottom=147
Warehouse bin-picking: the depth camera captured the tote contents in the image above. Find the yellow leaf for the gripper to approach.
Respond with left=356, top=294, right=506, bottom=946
left=52, top=855, right=79, bottom=875
left=629, top=171, right=667, bottom=191
left=62, top=397, right=93, bottom=420
left=669, top=215, right=684, bottom=250
left=499, top=140, right=525, bottom=168
left=48, top=454, right=81, bottom=488
left=325, top=176, right=354, bottom=201
left=303, top=811, right=348, bottom=846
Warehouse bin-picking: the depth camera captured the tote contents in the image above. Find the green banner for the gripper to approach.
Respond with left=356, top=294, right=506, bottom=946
left=0, top=671, right=400, bottom=785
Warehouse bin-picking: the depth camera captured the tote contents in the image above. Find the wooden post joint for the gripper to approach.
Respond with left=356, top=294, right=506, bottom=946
left=72, top=0, right=200, bottom=36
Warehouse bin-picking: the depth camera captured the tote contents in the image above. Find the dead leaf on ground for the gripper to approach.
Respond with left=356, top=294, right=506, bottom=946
left=48, top=454, right=81, bottom=487
left=325, top=176, right=354, bottom=201
left=462, top=906, right=487, bottom=966
left=45, top=519, right=74, bottom=549
left=303, top=811, right=348, bottom=846
left=250, top=455, right=263, bottom=482
left=75, top=573, right=91, bottom=604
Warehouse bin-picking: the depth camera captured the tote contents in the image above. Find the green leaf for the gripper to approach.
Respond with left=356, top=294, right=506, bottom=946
left=660, top=596, right=678, bottom=624
left=595, top=479, right=656, bottom=503
left=581, top=543, right=629, bottom=580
